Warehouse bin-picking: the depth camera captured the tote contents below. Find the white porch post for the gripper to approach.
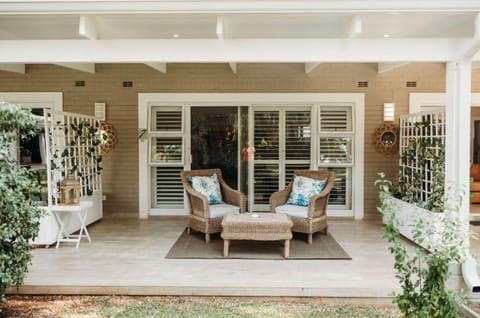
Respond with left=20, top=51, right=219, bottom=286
left=445, top=60, right=471, bottom=216
left=446, top=60, right=480, bottom=293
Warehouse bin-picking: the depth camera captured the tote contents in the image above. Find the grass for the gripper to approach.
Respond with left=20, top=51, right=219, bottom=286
left=1, top=296, right=401, bottom=318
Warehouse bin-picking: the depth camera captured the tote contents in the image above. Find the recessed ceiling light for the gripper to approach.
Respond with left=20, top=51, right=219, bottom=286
left=383, top=34, right=390, bottom=38
left=173, top=34, right=179, bottom=38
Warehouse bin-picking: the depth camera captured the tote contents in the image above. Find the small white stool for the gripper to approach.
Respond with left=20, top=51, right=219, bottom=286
left=52, top=201, right=93, bottom=248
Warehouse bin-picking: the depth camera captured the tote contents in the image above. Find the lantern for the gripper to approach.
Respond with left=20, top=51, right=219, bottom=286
left=59, top=174, right=81, bottom=205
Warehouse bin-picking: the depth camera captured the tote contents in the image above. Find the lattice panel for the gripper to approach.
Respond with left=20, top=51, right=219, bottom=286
left=399, top=111, right=445, bottom=206
left=45, top=110, right=102, bottom=204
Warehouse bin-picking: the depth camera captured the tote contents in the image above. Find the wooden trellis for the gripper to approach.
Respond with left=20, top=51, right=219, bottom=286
left=44, top=110, right=102, bottom=205
left=398, top=111, right=445, bottom=209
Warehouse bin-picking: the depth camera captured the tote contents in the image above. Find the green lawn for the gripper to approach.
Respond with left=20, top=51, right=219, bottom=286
left=2, top=296, right=401, bottom=318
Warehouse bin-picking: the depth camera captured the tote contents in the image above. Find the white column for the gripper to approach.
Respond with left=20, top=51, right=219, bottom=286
left=445, top=60, right=471, bottom=219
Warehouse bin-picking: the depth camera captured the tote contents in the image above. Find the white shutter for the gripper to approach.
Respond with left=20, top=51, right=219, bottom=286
left=285, top=110, right=310, bottom=160
left=254, top=111, right=279, bottom=160
left=285, top=110, right=311, bottom=184
left=151, top=137, right=183, bottom=163
left=149, top=106, right=185, bottom=211
left=318, top=137, right=352, bottom=163
left=319, top=106, right=352, bottom=132
left=327, top=167, right=351, bottom=208
left=151, top=106, right=182, bottom=132
left=253, top=111, right=280, bottom=205
left=253, top=163, right=279, bottom=205
left=152, top=166, right=184, bottom=208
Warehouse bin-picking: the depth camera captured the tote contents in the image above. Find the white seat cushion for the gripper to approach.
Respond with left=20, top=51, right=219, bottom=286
left=275, top=204, right=308, bottom=219
left=209, top=203, right=240, bottom=218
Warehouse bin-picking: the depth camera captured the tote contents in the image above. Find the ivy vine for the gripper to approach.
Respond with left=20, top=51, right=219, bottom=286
left=50, top=118, right=103, bottom=196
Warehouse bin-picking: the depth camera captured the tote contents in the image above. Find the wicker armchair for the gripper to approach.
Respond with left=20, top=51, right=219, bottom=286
left=269, top=170, right=335, bottom=244
left=180, top=168, right=247, bottom=243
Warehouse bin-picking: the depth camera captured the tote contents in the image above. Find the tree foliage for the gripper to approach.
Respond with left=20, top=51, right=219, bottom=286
left=0, top=103, right=44, bottom=304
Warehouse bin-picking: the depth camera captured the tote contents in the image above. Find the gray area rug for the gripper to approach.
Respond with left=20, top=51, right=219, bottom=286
left=166, top=229, right=351, bottom=260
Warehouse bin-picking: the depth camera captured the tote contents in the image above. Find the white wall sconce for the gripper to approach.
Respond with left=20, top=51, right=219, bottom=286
left=383, top=102, right=395, bottom=122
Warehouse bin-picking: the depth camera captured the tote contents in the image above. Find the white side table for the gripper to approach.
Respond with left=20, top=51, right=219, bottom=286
left=51, top=201, right=93, bottom=248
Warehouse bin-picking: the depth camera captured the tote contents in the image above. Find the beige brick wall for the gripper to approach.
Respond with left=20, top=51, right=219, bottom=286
left=0, top=62, right=458, bottom=218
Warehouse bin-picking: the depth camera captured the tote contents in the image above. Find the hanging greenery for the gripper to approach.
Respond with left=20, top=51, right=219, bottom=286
left=0, top=103, right=44, bottom=305
left=50, top=117, right=103, bottom=197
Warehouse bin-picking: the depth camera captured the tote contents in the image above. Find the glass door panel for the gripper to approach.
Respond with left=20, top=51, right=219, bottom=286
left=191, top=107, right=239, bottom=189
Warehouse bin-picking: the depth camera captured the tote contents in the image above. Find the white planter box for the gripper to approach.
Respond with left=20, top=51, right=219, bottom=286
left=383, top=196, right=441, bottom=250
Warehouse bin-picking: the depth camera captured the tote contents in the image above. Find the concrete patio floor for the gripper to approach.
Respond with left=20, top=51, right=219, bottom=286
left=10, top=216, right=469, bottom=298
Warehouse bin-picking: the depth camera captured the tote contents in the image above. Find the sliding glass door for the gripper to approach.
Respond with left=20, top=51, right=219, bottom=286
left=190, top=107, right=239, bottom=189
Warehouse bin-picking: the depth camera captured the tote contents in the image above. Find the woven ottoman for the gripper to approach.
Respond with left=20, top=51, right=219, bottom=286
left=221, top=213, right=293, bottom=258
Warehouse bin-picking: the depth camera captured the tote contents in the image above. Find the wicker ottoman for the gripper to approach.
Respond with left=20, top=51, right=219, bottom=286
left=221, top=213, right=293, bottom=258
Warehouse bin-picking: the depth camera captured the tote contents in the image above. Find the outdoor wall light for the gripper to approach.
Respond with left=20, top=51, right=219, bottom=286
left=383, top=102, right=395, bottom=122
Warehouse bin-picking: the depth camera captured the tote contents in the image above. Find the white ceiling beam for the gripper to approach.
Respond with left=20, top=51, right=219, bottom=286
left=348, top=16, right=362, bottom=38
left=305, top=63, right=321, bottom=73
left=0, top=63, right=25, bottom=74
left=0, top=1, right=478, bottom=15
left=463, top=13, right=480, bottom=61
left=228, top=62, right=237, bottom=74
left=54, top=63, right=95, bottom=74
left=377, top=62, right=409, bottom=74
left=79, top=15, right=97, bottom=40
left=145, top=62, right=167, bottom=73
left=216, top=16, right=224, bottom=40
left=0, top=39, right=464, bottom=63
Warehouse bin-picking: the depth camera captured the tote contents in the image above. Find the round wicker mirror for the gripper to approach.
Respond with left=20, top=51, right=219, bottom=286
left=374, top=123, right=399, bottom=154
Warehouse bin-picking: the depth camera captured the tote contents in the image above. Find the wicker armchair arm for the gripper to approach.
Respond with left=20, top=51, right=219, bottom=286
left=183, top=185, right=210, bottom=218
left=307, top=181, right=335, bottom=218
left=220, top=182, right=247, bottom=213
left=269, top=183, right=293, bottom=212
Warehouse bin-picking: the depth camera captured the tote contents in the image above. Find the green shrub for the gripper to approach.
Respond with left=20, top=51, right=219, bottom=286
left=376, top=173, right=469, bottom=317
left=0, top=103, right=44, bottom=304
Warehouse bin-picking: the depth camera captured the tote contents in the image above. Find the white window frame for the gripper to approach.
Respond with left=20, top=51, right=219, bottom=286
left=139, top=93, right=364, bottom=219
left=317, top=104, right=355, bottom=211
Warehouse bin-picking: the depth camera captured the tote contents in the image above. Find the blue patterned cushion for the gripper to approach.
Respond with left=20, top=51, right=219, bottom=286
left=187, top=173, right=223, bottom=204
left=286, top=175, right=327, bottom=207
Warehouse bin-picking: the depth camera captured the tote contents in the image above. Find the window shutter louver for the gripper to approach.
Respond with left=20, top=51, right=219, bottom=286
left=285, top=111, right=310, bottom=160
left=253, top=111, right=280, bottom=204
left=151, top=137, right=183, bottom=163
left=319, top=137, right=352, bottom=163
left=320, top=107, right=352, bottom=132
left=153, top=166, right=184, bottom=208
left=327, top=167, right=350, bottom=206
left=254, top=111, right=279, bottom=160
left=152, top=107, right=182, bottom=132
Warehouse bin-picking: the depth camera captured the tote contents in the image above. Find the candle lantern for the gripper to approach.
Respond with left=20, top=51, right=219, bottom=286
left=59, top=174, right=81, bottom=205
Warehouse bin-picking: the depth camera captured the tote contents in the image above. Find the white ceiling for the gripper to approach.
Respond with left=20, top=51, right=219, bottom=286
left=0, top=1, right=480, bottom=71
left=0, top=12, right=475, bottom=40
